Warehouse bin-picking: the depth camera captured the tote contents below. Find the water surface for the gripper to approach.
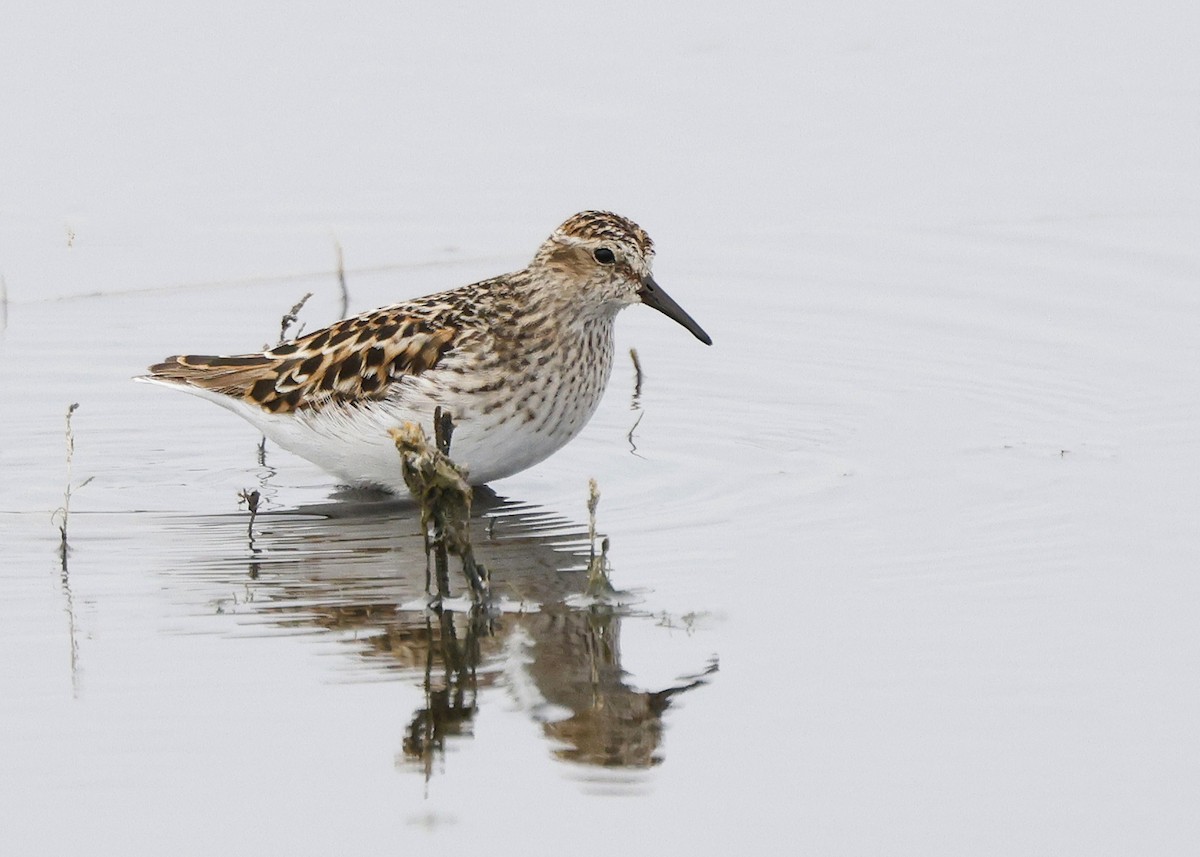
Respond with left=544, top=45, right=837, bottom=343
left=2, top=2, right=1198, bottom=854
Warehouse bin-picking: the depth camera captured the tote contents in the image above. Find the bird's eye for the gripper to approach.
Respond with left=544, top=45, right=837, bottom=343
left=593, top=247, right=616, bottom=265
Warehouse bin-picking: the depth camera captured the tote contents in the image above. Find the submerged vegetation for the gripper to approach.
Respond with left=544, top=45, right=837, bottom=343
left=391, top=413, right=622, bottom=603
left=392, top=408, right=489, bottom=603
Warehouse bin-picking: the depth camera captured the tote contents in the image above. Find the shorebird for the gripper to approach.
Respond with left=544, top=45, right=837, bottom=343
left=140, top=211, right=711, bottom=490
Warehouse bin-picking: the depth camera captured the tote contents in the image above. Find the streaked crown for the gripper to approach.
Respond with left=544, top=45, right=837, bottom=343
left=526, top=210, right=712, bottom=347
left=552, top=211, right=654, bottom=259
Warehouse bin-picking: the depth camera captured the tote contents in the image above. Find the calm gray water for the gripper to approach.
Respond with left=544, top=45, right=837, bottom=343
left=5, top=220, right=1198, bottom=853
left=3, top=2, right=1198, bottom=854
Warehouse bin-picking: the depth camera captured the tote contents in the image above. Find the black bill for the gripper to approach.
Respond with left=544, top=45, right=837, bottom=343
left=638, top=276, right=712, bottom=345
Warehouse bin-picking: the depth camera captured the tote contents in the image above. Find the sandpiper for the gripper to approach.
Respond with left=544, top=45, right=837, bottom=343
left=140, top=211, right=711, bottom=490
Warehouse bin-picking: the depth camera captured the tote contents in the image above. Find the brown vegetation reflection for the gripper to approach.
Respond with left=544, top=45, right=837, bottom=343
left=173, top=491, right=716, bottom=776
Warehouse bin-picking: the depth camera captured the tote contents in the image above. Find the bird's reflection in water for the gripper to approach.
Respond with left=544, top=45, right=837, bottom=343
left=395, top=603, right=716, bottom=777
left=512, top=605, right=715, bottom=769
left=179, top=489, right=716, bottom=776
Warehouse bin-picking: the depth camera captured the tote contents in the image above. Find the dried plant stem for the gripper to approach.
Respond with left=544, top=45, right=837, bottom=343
left=629, top=347, right=644, bottom=404
left=238, top=489, right=261, bottom=540
left=279, top=292, right=313, bottom=343
left=334, top=238, right=349, bottom=318
left=587, top=478, right=600, bottom=561
left=256, top=291, right=315, bottom=460
left=51, top=403, right=88, bottom=696
left=585, top=479, right=615, bottom=597
left=54, top=403, right=93, bottom=557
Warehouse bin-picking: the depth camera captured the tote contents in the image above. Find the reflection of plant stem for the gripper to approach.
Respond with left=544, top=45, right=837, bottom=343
left=626, top=410, right=644, bottom=455
left=252, top=292, right=315, bottom=465
left=60, top=559, right=81, bottom=698
left=403, top=608, right=487, bottom=786
left=252, top=437, right=280, bottom=511
left=416, top=614, right=437, bottom=787
left=627, top=349, right=646, bottom=456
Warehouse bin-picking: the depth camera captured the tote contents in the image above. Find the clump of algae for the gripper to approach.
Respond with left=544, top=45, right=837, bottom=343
left=391, top=408, right=489, bottom=603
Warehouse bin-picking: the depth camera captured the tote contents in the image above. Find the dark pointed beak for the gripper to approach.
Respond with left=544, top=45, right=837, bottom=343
left=638, top=276, right=712, bottom=345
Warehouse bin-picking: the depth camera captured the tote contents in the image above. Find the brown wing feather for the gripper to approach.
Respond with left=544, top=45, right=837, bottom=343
left=148, top=306, right=459, bottom=414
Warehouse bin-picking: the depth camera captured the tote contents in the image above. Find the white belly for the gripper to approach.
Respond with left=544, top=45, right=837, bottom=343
left=250, top=361, right=610, bottom=489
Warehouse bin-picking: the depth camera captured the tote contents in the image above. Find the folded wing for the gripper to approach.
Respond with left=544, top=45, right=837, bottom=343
left=147, top=307, right=459, bottom=414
